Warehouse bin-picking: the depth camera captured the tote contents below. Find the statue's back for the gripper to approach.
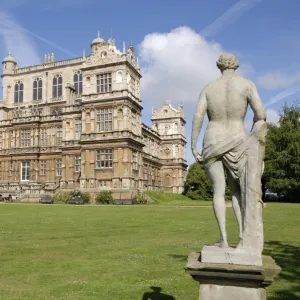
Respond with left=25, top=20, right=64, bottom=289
left=205, top=75, right=250, bottom=123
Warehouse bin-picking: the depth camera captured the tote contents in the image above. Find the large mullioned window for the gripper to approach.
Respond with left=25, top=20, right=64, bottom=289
left=97, top=73, right=112, bottom=93
left=21, top=161, right=30, bottom=181
left=33, top=78, right=43, bottom=100
left=73, top=71, right=83, bottom=95
left=96, top=150, right=113, bottom=168
left=96, top=108, right=112, bottom=132
left=14, top=81, right=24, bottom=103
left=52, top=75, right=63, bottom=98
left=20, top=129, right=31, bottom=147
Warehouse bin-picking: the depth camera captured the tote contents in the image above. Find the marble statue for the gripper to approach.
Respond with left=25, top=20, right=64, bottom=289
left=191, top=53, right=267, bottom=265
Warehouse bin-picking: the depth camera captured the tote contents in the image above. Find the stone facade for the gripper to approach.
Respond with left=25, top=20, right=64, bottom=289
left=0, top=33, right=187, bottom=202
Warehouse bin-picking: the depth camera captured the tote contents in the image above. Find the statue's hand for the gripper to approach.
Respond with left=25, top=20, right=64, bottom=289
left=192, top=148, right=203, bottom=162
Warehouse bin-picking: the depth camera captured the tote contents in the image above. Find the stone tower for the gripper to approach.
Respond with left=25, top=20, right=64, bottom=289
left=152, top=101, right=187, bottom=193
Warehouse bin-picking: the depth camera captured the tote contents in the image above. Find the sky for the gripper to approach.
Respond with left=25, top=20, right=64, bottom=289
left=0, top=0, right=299, bottom=164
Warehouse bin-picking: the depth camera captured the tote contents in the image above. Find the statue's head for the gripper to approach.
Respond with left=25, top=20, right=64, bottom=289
left=216, top=53, right=239, bottom=72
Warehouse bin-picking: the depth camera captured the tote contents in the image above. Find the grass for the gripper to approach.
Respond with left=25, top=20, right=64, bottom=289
left=0, top=203, right=299, bottom=299
left=146, top=191, right=212, bottom=206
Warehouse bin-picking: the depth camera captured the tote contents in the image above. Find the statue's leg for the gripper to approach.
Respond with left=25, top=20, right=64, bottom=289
left=206, top=160, right=228, bottom=248
left=227, top=172, right=243, bottom=243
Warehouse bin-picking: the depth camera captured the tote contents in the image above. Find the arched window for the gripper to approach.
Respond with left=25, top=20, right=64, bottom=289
left=73, top=71, right=82, bottom=95
left=52, top=75, right=63, bottom=98
left=33, top=78, right=42, bottom=101
left=14, top=81, right=24, bottom=103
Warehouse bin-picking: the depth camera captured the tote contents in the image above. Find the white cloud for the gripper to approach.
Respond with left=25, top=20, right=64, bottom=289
left=266, top=108, right=280, bottom=125
left=0, top=12, right=40, bottom=66
left=200, top=0, right=265, bottom=37
left=139, top=27, right=223, bottom=109
left=139, top=26, right=252, bottom=110
left=257, top=71, right=300, bottom=90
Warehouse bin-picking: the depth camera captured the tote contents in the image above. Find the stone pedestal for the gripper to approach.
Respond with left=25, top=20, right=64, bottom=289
left=185, top=252, right=281, bottom=300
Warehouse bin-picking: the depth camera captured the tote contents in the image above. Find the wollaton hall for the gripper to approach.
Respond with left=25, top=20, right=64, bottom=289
left=0, top=33, right=187, bottom=202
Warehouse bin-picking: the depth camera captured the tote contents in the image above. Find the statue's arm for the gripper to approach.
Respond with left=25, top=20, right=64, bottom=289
left=191, top=89, right=207, bottom=160
left=247, top=81, right=266, bottom=123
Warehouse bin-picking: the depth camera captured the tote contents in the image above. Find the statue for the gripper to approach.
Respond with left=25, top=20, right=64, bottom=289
left=191, top=53, right=267, bottom=263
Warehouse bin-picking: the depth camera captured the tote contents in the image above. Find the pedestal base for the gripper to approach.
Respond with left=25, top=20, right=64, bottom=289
left=185, top=252, right=281, bottom=300
left=202, top=245, right=262, bottom=266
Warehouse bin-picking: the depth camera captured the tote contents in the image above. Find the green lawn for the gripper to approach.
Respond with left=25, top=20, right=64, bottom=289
left=0, top=203, right=299, bottom=300
left=146, top=191, right=212, bottom=206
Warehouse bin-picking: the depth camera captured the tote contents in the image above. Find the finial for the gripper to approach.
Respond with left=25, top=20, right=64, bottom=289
left=136, top=56, right=140, bottom=68
left=130, top=40, right=133, bottom=47
left=8, top=50, right=11, bottom=57
left=123, top=41, right=126, bottom=54
left=83, top=48, right=86, bottom=58
left=51, top=53, right=54, bottom=62
left=97, top=31, right=100, bottom=38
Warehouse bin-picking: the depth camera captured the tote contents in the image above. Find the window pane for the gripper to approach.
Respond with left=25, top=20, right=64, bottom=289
left=74, top=74, right=78, bottom=82
left=38, top=87, right=42, bottom=100
left=58, top=76, right=62, bottom=84
left=38, top=79, right=42, bottom=88
left=33, top=89, right=37, bottom=101
left=14, top=91, right=18, bottom=103
left=20, top=83, right=23, bottom=91
left=58, top=85, right=62, bottom=97
left=14, top=84, right=19, bottom=92
left=53, top=86, right=57, bottom=98
left=19, top=91, right=23, bottom=103
left=33, top=81, right=37, bottom=89
left=53, top=77, right=57, bottom=85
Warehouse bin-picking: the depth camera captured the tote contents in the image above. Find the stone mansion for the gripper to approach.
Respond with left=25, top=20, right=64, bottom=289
left=0, top=33, right=187, bottom=201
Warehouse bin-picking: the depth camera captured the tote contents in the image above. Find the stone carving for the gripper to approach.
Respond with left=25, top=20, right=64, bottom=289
left=191, top=53, right=267, bottom=266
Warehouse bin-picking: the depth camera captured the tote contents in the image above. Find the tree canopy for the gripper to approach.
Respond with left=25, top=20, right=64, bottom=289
left=184, top=162, right=213, bottom=200
left=264, top=103, right=300, bottom=202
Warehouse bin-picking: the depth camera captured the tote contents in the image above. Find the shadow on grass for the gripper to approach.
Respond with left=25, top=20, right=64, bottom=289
left=142, top=287, right=176, bottom=300
left=168, top=254, right=187, bottom=262
left=264, top=241, right=300, bottom=300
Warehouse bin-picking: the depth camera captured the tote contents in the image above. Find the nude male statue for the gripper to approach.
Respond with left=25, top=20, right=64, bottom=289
left=191, top=53, right=266, bottom=248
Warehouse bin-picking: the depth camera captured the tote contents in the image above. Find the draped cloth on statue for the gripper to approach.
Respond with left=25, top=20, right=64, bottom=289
left=202, top=120, right=267, bottom=255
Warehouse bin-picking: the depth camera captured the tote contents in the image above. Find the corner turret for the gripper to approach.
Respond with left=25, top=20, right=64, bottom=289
left=2, top=52, right=17, bottom=76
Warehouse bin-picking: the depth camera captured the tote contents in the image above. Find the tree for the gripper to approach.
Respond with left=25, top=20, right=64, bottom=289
left=264, top=103, right=300, bottom=202
left=184, top=162, right=213, bottom=200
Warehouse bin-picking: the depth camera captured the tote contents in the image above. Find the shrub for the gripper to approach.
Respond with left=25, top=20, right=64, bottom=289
left=68, top=190, right=90, bottom=204
left=53, top=192, right=70, bottom=203
left=53, top=190, right=90, bottom=204
left=96, top=190, right=113, bottom=204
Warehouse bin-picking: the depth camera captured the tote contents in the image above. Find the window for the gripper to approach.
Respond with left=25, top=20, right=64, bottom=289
left=97, top=73, right=112, bottom=93
left=75, top=119, right=82, bottom=138
left=56, top=127, right=62, bottom=146
left=73, top=72, right=83, bottom=95
left=132, top=151, right=138, bottom=171
left=96, top=150, right=113, bottom=168
left=40, top=128, right=47, bottom=147
left=52, top=75, right=63, bottom=98
left=96, top=108, right=112, bottom=132
left=9, top=161, right=13, bottom=176
left=21, top=161, right=30, bottom=181
left=14, top=81, right=24, bottom=103
left=56, top=159, right=62, bottom=176
left=74, top=156, right=81, bottom=172
left=33, top=78, right=42, bottom=100
left=20, top=129, right=31, bottom=147
left=40, top=160, right=46, bottom=176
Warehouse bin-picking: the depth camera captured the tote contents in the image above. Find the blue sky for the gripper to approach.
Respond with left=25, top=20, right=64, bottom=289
left=0, top=0, right=300, bottom=164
